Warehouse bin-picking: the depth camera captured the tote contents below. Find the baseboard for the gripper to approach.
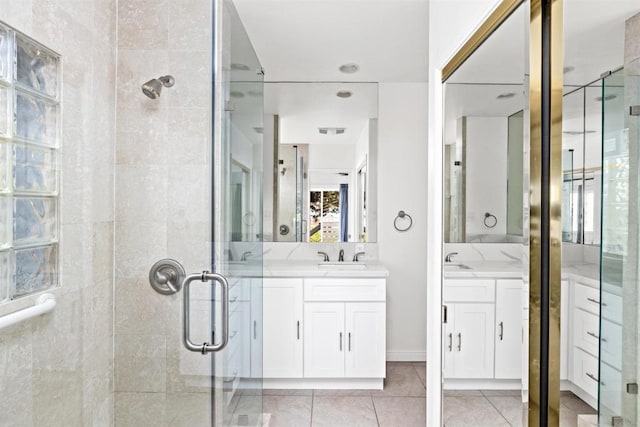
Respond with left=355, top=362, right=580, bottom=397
left=386, top=351, right=426, bottom=362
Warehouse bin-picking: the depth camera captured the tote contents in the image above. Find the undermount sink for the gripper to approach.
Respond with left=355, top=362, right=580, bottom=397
left=318, top=262, right=368, bottom=270
left=444, top=263, right=472, bottom=270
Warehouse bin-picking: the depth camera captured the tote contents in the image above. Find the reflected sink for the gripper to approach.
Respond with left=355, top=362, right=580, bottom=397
left=444, top=263, right=472, bottom=270
left=318, top=262, right=368, bottom=270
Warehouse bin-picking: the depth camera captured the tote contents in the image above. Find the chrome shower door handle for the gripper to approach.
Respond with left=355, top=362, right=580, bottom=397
left=182, top=271, right=229, bottom=354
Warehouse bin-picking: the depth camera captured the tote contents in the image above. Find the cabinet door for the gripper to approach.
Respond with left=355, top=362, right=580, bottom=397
left=452, top=303, right=495, bottom=378
left=250, top=279, right=263, bottom=378
left=304, top=303, right=345, bottom=378
left=495, top=280, right=523, bottom=379
left=443, top=304, right=455, bottom=379
left=263, top=278, right=303, bottom=378
left=345, top=303, right=385, bottom=378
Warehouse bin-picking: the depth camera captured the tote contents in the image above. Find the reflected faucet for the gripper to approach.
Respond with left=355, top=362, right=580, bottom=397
left=241, top=251, right=252, bottom=262
left=317, top=251, right=330, bottom=262
left=338, top=249, right=345, bottom=262
left=444, top=252, right=458, bottom=263
left=353, top=252, right=365, bottom=262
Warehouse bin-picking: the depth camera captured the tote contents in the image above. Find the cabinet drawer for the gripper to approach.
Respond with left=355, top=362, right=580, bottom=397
left=573, top=283, right=600, bottom=315
left=602, top=291, right=622, bottom=324
left=304, top=278, right=385, bottom=301
left=572, top=309, right=600, bottom=357
left=600, top=319, right=622, bottom=371
left=572, top=348, right=599, bottom=399
left=444, top=279, right=495, bottom=302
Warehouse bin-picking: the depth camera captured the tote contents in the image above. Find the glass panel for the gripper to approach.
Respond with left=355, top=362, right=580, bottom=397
left=0, top=85, right=9, bottom=137
left=0, top=25, right=10, bottom=83
left=0, top=250, right=9, bottom=302
left=0, top=195, right=10, bottom=248
left=584, top=84, right=603, bottom=246
left=221, top=1, right=264, bottom=424
left=13, top=196, right=57, bottom=244
left=15, top=35, right=59, bottom=98
left=600, top=65, right=637, bottom=425
left=15, top=89, right=58, bottom=146
left=562, top=87, right=585, bottom=244
left=13, top=142, right=57, bottom=193
left=12, top=244, right=58, bottom=297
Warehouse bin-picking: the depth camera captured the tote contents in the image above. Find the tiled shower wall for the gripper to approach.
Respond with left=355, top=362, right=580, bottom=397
left=0, top=1, right=116, bottom=426
left=114, top=0, right=214, bottom=424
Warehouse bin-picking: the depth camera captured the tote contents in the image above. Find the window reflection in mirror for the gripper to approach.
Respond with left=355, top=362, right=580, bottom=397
left=264, top=82, right=378, bottom=243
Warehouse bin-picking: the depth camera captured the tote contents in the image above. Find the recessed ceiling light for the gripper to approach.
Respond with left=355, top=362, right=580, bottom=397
left=230, top=63, right=250, bottom=71
left=336, top=91, right=352, bottom=98
left=563, top=66, right=575, bottom=74
left=230, top=91, right=245, bottom=98
left=496, top=92, right=516, bottom=99
left=319, top=127, right=346, bottom=135
left=595, top=94, right=617, bottom=102
left=339, top=63, right=360, bottom=74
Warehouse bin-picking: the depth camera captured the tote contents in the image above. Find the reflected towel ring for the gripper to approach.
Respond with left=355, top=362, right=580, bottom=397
left=394, top=210, right=413, bottom=232
left=483, top=212, right=497, bottom=228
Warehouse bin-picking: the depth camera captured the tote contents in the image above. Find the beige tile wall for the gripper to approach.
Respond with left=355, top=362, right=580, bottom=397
left=114, top=0, right=213, bottom=424
left=0, top=0, right=117, bottom=425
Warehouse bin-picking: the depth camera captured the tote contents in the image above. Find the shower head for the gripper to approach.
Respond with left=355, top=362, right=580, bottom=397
left=141, top=75, right=175, bottom=99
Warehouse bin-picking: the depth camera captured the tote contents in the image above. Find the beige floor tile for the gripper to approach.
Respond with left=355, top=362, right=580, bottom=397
left=486, top=395, right=525, bottom=426
left=412, top=363, right=426, bottom=387
left=560, top=405, right=579, bottom=427
left=560, top=392, right=597, bottom=414
left=373, top=396, right=426, bottom=427
left=312, top=396, right=378, bottom=427
left=313, top=389, right=373, bottom=397
left=263, top=396, right=312, bottom=427
left=372, top=363, right=426, bottom=397
left=443, top=396, right=510, bottom=427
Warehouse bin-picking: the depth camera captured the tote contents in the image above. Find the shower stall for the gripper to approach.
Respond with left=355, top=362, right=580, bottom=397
left=0, top=0, right=265, bottom=426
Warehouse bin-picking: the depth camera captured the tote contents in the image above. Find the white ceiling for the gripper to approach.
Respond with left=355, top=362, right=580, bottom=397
left=265, top=82, right=378, bottom=145
left=232, top=0, right=429, bottom=82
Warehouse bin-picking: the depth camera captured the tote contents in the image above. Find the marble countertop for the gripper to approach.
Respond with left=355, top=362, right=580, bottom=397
left=224, top=260, right=389, bottom=278
left=444, top=261, right=602, bottom=284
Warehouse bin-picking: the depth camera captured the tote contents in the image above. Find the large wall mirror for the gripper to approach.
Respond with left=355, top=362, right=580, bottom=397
left=262, top=82, right=378, bottom=243
left=443, top=5, right=526, bottom=244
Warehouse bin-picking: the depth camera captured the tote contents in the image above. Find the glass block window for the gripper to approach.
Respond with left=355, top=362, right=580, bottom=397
left=0, top=22, right=60, bottom=303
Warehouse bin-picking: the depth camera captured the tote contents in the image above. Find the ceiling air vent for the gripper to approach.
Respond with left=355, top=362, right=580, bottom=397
left=318, top=128, right=346, bottom=135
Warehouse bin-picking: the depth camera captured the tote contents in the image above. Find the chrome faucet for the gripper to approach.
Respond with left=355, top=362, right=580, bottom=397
left=444, top=252, right=459, bottom=263
left=338, top=249, right=345, bottom=262
left=241, top=251, right=252, bottom=262
left=317, top=251, right=330, bottom=262
left=353, top=252, right=365, bottom=262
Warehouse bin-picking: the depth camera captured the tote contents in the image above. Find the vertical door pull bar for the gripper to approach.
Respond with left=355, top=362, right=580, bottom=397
left=499, top=322, right=504, bottom=341
left=297, top=321, right=300, bottom=340
left=182, top=271, right=229, bottom=354
left=348, top=332, right=352, bottom=351
left=457, top=333, right=462, bottom=351
left=448, top=333, right=453, bottom=351
left=339, top=332, right=343, bottom=351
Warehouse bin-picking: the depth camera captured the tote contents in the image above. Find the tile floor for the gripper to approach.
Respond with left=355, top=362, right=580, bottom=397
left=228, top=363, right=595, bottom=427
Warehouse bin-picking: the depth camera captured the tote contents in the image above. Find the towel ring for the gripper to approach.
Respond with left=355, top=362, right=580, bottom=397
left=394, top=210, right=413, bottom=232
left=483, top=212, right=497, bottom=228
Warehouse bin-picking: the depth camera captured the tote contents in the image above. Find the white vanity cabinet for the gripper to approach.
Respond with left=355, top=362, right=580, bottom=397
left=263, top=275, right=386, bottom=389
left=263, top=278, right=304, bottom=378
left=443, top=278, right=523, bottom=384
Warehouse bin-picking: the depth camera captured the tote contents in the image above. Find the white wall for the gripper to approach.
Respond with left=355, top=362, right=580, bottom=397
left=378, top=82, right=429, bottom=360
left=426, top=1, right=504, bottom=424
left=308, top=144, right=355, bottom=170
left=465, top=116, right=508, bottom=236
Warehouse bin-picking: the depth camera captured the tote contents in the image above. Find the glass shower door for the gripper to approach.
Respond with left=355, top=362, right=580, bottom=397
left=213, top=1, right=264, bottom=425
left=599, top=67, right=637, bottom=426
